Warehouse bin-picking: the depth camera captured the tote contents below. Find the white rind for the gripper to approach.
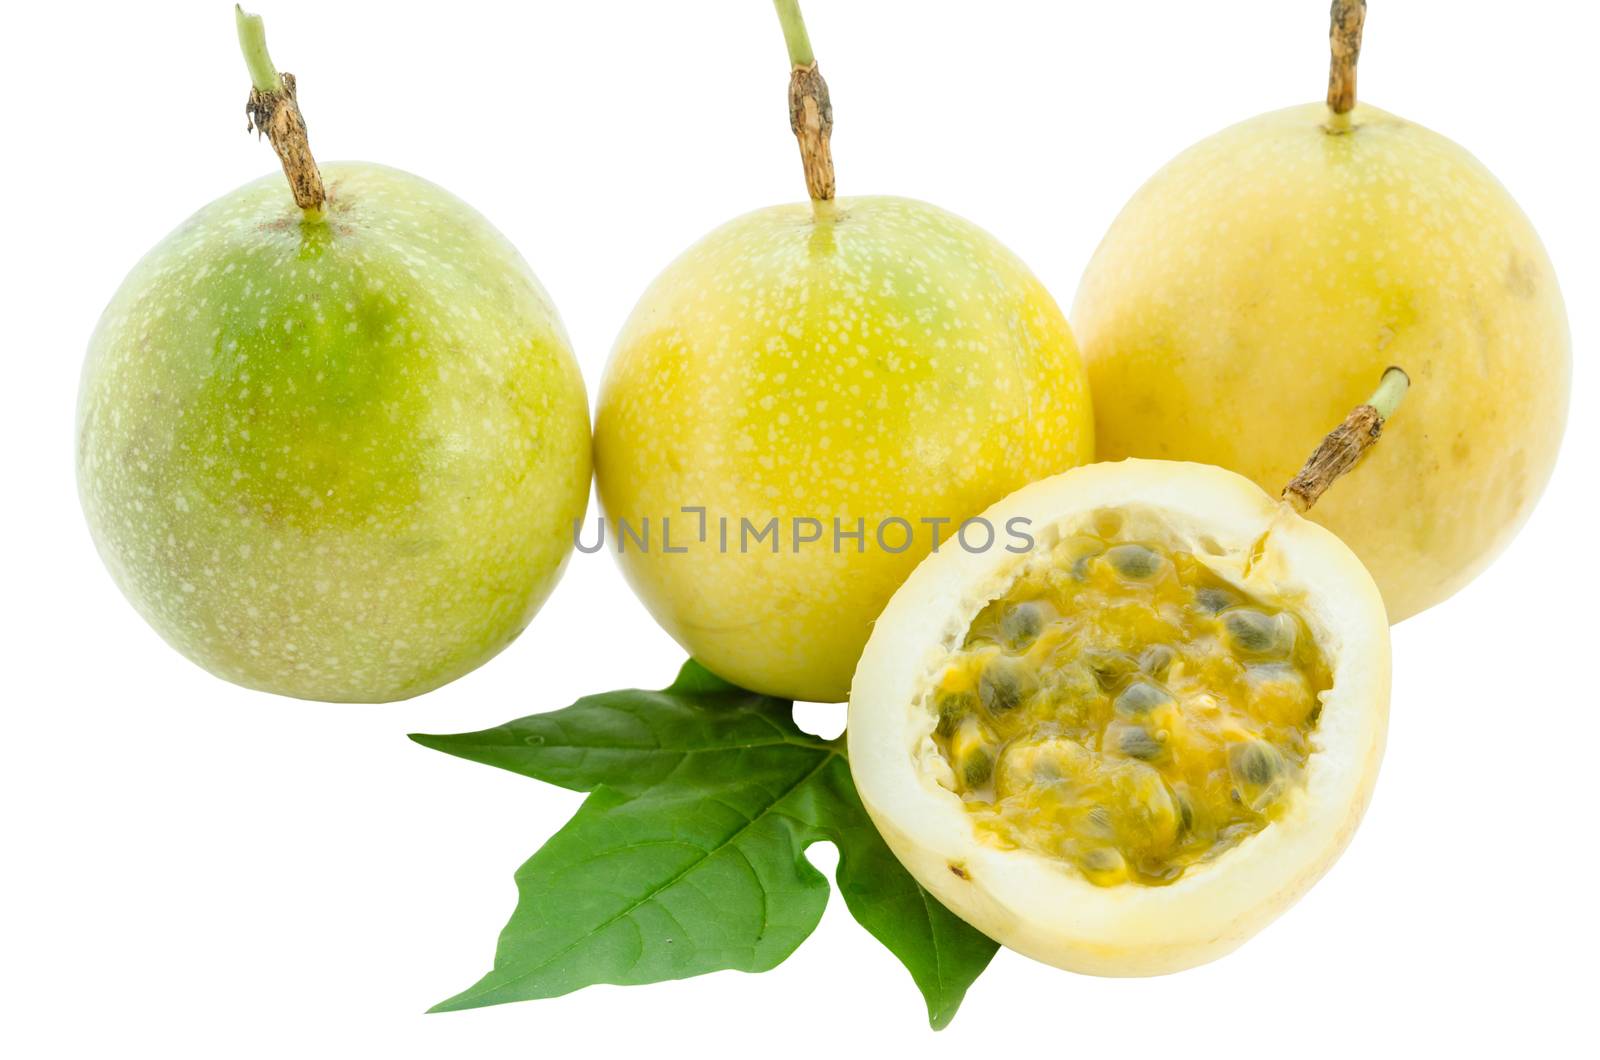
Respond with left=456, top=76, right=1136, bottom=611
left=847, top=458, right=1390, bottom=976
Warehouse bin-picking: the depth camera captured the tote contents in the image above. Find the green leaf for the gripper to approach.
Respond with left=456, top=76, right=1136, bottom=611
left=411, top=660, right=826, bottom=797
left=797, top=756, right=998, bottom=1030
left=412, top=660, right=998, bottom=1027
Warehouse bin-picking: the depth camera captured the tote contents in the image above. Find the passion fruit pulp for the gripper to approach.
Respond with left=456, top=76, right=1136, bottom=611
left=930, top=529, right=1331, bottom=887
left=848, top=459, right=1390, bottom=976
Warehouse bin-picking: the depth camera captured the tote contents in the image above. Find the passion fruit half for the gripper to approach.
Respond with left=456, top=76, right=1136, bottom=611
left=848, top=449, right=1392, bottom=975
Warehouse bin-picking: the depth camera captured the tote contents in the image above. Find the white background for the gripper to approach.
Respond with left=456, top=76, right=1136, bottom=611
left=4, top=0, right=1595, bottom=1055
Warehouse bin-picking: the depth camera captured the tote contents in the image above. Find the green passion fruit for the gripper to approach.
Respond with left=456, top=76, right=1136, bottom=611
left=76, top=10, right=591, bottom=702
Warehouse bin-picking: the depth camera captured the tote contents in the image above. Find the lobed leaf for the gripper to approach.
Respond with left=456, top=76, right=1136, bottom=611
left=414, top=659, right=998, bottom=1027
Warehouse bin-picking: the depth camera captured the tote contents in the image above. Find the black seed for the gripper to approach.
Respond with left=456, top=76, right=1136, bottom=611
left=1086, top=806, right=1113, bottom=834
left=1175, top=790, right=1195, bottom=834
left=1136, top=859, right=1184, bottom=885
left=962, top=748, right=994, bottom=788
left=1195, top=586, right=1237, bottom=614
left=1001, top=602, right=1045, bottom=649
left=1081, top=847, right=1125, bottom=880
left=1138, top=644, right=1176, bottom=678
left=1115, top=679, right=1174, bottom=716
left=1224, top=609, right=1279, bottom=654
left=1231, top=740, right=1281, bottom=787
left=1071, top=554, right=1096, bottom=581
left=1107, top=544, right=1163, bottom=580
left=1084, top=848, right=1120, bottom=870
left=1118, top=726, right=1165, bottom=760
left=934, top=692, right=973, bottom=737
left=1084, top=648, right=1137, bottom=690
left=979, top=660, right=1031, bottom=714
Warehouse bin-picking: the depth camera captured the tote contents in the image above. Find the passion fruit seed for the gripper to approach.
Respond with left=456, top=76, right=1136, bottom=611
left=1106, top=543, right=1164, bottom=580
left=1223, top=608, right=1298, bottom=658
left=994, top=736, right=1088, bottom=799
left=1083, top=648, right=1139, bottom=690
left=1245, top=664, right=1318, bottom=725
left=1138, top=644, right=1176, bottom=678
left=1233, top=739, right=1280, bottom=786
left=949, top=715, right=998, bottom=790
left=1115, top=679, right=1175, bottom=716
left=979, top=657, right=1035, bottom=714
left=963, top=748, right=995, bottom=789
left=1230, top=739, right=1286, bottom=812
left=1116, top=725, right=1167, bottom=762
left=1079, top=848, right=1129, bottom=886
left=1001, top=602, right=1046, bottom=650
left=929, top=533, right=1331, bottom=887
left=935, top=691, right=975, bottom=737
left=1173, top=787, right=1196, bottom=834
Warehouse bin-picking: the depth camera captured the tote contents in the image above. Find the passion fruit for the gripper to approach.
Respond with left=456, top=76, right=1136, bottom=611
left=1070, top=2, right=1569, bottom=622
left=848, top=378, right=1402, bottom=974
left=594, top=1, right=1093, bottom=702
left=76, top=11, right=591, bottom=702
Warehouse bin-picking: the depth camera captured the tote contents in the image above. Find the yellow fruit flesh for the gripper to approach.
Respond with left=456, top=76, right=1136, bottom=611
left=1072, top=103, right=1570, bottom=621
left=929, top=525, right=1330, bottom=886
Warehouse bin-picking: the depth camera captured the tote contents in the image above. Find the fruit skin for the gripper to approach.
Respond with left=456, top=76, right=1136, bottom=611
left=1072, top=103, right=1570, bottom=622
left=77, top=163, right=591, bottom=702
left=849, top=459, right=1390, bottom=976
left=595, top=196, right=1094, bottom=703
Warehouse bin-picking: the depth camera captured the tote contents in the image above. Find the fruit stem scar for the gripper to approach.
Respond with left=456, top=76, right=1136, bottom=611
left=773, top=1, right=835, bottom=202
left=1326, top=0, right=1366, bottom=122
left=235, top=5, right=327, bottom=218
left=1282, top=366, right=1410, bottom=513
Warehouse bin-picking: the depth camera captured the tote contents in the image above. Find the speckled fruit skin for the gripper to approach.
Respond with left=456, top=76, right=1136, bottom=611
left=78, top=163, right=592, bottom=702
left=595, top=196, right=1094, bottom=703
left=1072, top=103, right=1570, bottom=621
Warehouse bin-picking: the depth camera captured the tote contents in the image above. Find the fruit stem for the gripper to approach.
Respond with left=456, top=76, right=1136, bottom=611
left=774, top=0, right=815, bottom=67
left=772, top=0, right=835, bottom=202
left=1325, top=0, right=1366, bottom=127
left=1282, top=366, right=1409, bottom=513
left=236, top=6, right=327, bottom=219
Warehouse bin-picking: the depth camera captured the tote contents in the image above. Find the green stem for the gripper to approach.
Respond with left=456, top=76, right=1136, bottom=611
left=1367, top=366, right=1410, bottom=421
left=773, top=0, right=834, bottom=201
left=773, top=0, right=815, bottom=67
left=235, top=5, right=327, bottom=217
left=235, top=6, right=280, bottom=93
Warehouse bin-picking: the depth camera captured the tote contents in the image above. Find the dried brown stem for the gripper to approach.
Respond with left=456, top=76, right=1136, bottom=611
left=788, top=63, right=835, bottom=202
left=1327, top=0, right=1367, bottom=115
left=237, top=8, right=325, bottom=214
left=246, top=74, right=326, bottom=213
left=1282, top=366, right=1409, bottom=513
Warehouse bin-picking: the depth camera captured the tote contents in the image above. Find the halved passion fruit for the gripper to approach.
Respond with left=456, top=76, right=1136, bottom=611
left=849, top=379, right=1401, bottom=974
